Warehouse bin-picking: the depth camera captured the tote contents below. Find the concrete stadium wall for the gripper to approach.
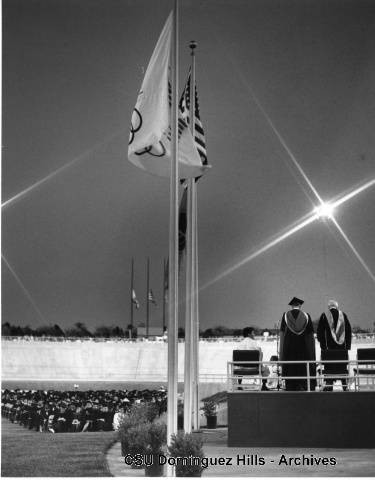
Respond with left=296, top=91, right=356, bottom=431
left=2, top=340, right=169, bottom=381
left=2, top=339, right=276, bottom=382
left=0, top=339, right=363, bottom=383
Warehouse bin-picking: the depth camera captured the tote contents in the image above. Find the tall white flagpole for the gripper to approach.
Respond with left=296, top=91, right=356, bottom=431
left=190, top=41, right=200, bottom=431
left=192, top=178, right=200, bottom=430
left=184, top=184, right=193, bottom=431
left=184, top=40, right=199, bottom=433
left=167, top=0, right=179, bottom=470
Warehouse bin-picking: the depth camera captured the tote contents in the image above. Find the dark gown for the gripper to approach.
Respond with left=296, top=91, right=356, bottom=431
left=317, top=308, right=352, bottom=389
left=317, top=309, right=352, bottom=351
left=279, top=309, right=316, bottom=391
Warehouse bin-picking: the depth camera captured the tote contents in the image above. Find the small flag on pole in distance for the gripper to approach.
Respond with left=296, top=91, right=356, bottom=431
left=179, top=69, right=208, bottom=169
left=132, top=289, right=140, bottom=309
left=128, top=13, right=209, bottom=179
left=148, top=289, right=157, bottom=306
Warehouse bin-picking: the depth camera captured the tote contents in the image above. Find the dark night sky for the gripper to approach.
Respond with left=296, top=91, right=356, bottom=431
left=2, top=0, right=375, bottom=331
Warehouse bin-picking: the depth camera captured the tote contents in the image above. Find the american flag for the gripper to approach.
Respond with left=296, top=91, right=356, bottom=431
left=148, top=289, right=157, bottom=306
left=179, top=70, right=208, bottom=167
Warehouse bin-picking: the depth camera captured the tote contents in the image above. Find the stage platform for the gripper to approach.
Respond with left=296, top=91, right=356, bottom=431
left=228, top=391, right=375, bottom=448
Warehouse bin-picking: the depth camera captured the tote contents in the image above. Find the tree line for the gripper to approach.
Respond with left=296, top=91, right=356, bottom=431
left=1, top=322, right=277, bottom=338
left=1, top=322, right=131, bottom=338
left=1, top=321, right=371, bottom=338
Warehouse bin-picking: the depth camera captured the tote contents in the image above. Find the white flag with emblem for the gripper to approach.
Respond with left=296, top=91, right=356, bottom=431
left=128, top=12, right=208, bottom=179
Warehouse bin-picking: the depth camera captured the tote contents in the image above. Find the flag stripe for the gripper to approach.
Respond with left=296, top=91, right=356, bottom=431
left=194, top=137, right=206, bottom=148
left=194, top=125, right=204, bottom=136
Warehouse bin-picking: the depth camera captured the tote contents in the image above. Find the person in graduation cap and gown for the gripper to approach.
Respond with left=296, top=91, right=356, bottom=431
left=279, top=297, right=316, bottom=391
left=317, top=299, right=352, bottom=351
left=317, top=299, right=352, bottom=391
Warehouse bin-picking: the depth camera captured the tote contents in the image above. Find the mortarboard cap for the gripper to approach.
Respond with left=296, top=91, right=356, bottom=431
left=288, top=297, right=304, bottom=306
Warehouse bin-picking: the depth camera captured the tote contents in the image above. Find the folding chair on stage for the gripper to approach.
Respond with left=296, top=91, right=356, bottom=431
left=318, top=349, right=349, bottom=391
left=232, top=350, right=262, bottom=391
left=353, top=348, right=375, bottom=391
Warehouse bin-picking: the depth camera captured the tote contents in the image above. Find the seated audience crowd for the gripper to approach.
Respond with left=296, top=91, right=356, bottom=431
left=1, top=387, right=167, bottom=433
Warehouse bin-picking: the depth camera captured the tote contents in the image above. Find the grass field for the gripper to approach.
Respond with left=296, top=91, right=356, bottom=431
left=1, top=419, right=116, bottom=477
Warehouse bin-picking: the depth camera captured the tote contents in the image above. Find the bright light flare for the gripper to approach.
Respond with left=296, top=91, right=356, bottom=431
left=201, top=212, right=318, bottom=291
left=217, top=40, right=375, bottom=285
left=331, top=217, right=375, bottom=283
left=201, top=177, right=375, bottom=291
left=2, top=129, right=125, bottom=210
left=1, top=254, right=46, bottom=323
left=332, top=178, right=375, bottom=210
left=314, top=202, right=335, bottom=219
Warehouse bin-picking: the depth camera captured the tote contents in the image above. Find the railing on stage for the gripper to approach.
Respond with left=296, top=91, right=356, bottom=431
left=227, top=358, right=375, bottom=392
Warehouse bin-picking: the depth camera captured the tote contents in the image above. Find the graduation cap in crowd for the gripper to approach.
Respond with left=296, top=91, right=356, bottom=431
left=288, top=297, right=304, bottom=307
